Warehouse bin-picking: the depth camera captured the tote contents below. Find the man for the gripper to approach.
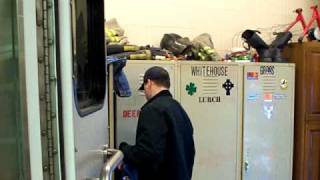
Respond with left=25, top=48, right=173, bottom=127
left=119, top=66, right=195, bottom=180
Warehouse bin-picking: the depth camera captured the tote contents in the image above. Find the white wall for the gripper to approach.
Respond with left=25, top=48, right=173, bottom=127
left=106, top=0, right=316, bottom=56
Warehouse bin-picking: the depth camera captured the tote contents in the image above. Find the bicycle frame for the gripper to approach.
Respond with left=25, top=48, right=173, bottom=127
left=299, top=6, right=320, bottom=40
left=286, top=5, right=320, bottom=41
left=285, top=8, right=307, bottom=32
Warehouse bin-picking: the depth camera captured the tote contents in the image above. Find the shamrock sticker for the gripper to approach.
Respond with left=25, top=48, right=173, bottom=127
left=186, top=82, right=197, bottom=96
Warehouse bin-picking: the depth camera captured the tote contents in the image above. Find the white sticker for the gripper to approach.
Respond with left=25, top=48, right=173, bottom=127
left=280, top=79, right=288, bottom=89
left=264, top=104, right=274, bottom=120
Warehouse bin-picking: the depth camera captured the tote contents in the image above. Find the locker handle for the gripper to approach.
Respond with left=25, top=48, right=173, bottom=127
left=244, top=161, right=249, bottom=172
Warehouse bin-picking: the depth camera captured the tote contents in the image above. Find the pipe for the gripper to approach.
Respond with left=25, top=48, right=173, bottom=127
left=100, top=149, right=124, bottom=180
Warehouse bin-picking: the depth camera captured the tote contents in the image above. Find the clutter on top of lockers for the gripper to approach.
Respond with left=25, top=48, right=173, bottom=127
left=105, top=18, right=221, bottom=61
left=230, top=24, right=293, bottom=63
left=225, top=47, right=256, bottom=63
left=159, top=33, right=220, bottom=61
left=192, top=33, right=221, bottom=61
left=105, top=18, right=129, bottom=45
left=241, top=29, right=292, bottom=63
left=230, top=5, right=320, bottom=63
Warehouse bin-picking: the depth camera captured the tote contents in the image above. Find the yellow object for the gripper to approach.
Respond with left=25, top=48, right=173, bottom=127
left=124, top=45, right=139, bottom=52
left=109, top=36, right=122, bottom=42
left=105, top=29, right=117, bottom=37
left=129, top=50, right=152, bottom=60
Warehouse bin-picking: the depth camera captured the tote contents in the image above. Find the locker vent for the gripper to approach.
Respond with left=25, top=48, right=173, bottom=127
left=202, top=78, right=219, bottom=95
left=138, top=73, right=145, bottom=96
left=262, top=75, right=276, bottom=92
left=138, top=74, right=144, bottom=86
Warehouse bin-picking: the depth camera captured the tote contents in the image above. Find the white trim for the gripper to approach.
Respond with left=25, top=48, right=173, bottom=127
left=23, top=0, right=44, bottom=179
left=58, top=0, right=76, bottom=179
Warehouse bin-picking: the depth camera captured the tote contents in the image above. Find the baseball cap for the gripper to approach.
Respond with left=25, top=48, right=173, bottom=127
left=138, top=66, right=170, bottom=90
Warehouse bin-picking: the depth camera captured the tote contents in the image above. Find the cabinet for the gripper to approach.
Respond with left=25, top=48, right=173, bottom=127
left=284, top=42, right=320, bottom=180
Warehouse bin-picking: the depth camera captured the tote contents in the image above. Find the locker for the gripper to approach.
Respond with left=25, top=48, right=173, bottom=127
left=176, top=61, right=243, bottom=180
left=242, top=63, right=295, bottom=180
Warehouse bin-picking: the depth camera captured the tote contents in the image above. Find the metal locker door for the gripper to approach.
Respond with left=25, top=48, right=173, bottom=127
left=243, top=63, right=295, bottom=180
left=177, top=61, right=242, bottom=180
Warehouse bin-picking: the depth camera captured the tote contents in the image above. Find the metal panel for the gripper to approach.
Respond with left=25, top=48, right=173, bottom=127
left=73, top=96, right=109, bottom=179
left=177, top=61, right=242, bottom=180
left=115, top=60, right=176, bottom=147
left=243, top=63, right=295, bottom=180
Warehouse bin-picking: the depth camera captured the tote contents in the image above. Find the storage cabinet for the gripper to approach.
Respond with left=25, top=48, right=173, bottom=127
left=284, top=42, right=320, bottom=180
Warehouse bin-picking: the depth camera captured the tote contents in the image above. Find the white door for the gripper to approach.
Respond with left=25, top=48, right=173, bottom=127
left=70, top=0, right=108, bottom=178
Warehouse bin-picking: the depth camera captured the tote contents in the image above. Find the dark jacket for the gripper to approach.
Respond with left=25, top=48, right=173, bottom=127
left=120, top=90, right=195, bottom=180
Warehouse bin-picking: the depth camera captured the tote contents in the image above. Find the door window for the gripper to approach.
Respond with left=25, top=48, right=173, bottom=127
left=72, top=0, right=106, bottom=116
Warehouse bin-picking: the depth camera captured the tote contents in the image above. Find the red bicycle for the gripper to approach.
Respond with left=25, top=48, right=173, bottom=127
left=285, top=5, right=320, bottom=42
left=285, top=8, right=307, bottom=32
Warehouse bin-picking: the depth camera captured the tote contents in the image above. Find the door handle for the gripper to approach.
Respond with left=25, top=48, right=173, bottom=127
left=88, top=144, right=109, bottom=155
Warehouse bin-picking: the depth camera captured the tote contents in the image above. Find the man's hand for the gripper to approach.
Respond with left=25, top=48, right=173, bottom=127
left=119, top=142, right=128, bottom=151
